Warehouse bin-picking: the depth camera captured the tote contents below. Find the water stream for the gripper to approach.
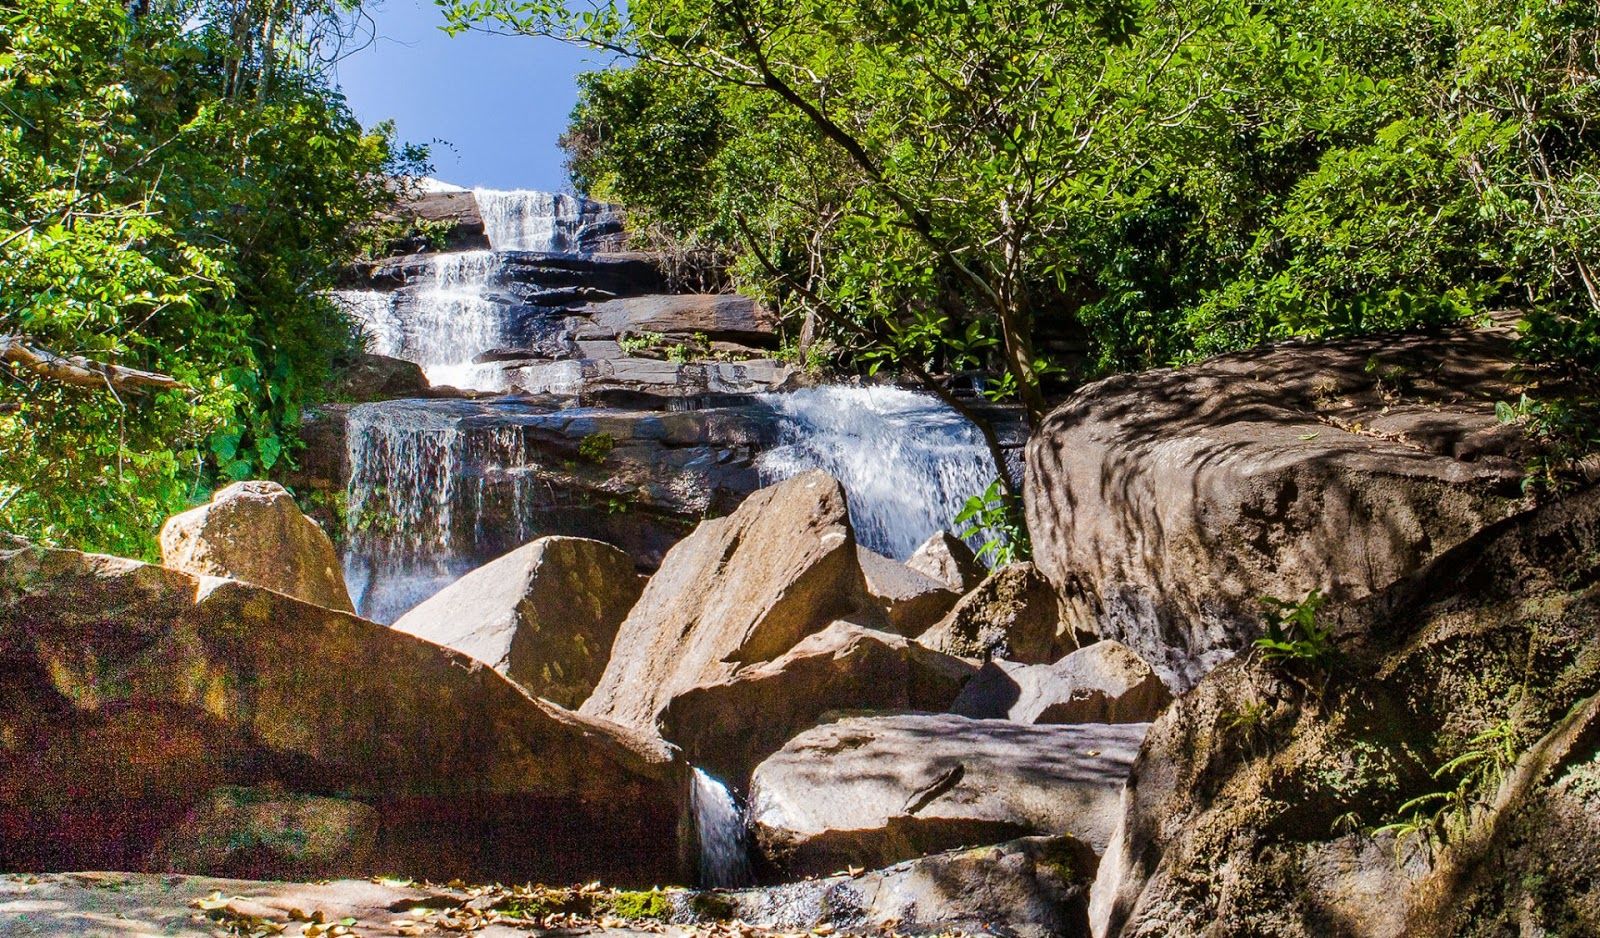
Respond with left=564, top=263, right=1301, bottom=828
left=755, top=385, right=1000, bottom=559
left=690, top=768, right=755, bottom=888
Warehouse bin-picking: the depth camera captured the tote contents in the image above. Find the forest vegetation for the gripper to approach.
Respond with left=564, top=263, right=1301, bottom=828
left=4, top=0, right=1600, bottom=552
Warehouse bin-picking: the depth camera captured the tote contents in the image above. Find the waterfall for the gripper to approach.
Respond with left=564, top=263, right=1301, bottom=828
left=691, top=768, right=754, bottom=888
left=474, top=188, right=621, bottom=253
left=337, top=252, right=508, bottom=392
left=342, top=398, right=541, bottom=623
left=756, top=386, right=999, bottom=560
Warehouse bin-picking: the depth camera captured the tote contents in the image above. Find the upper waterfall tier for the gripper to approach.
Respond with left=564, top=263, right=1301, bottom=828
left=473, top=188, right=623, bottom=253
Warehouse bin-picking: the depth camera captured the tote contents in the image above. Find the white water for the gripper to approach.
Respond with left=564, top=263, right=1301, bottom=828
left=756, top=386, right=999, bottom=559
left=337, top=252, right=508, bottom=392
left=691, top=768, right=754, bottom=888
left=474, top=188, right=621, bottom=253
left=342, top=399, right=541, bottom=622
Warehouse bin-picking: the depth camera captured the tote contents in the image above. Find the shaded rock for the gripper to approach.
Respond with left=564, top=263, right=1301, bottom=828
left=699, top=836, right=1096, bottom=938
left=916, top=563, right=1068, bottom=663
left=857, top=547, right=961, bottom=636
left=905, top=530, right=985, bottom=592
left=1025, top=320, right=1534, bottom=690
left=951, top=641, right=1172, bottom=725
left=1092, top=484, right=1600, bottom=938
left=748, top=713, right=1145, bottom=877
left=659, top=622, right=977, bottom=787
left=148, top=786, right=378, bottom=881
left=511, top=357, right=795, bottom=401
left=581, top=472, right=884, bottom=731
left=334, top=353, right=429, bottom=402
left=574, top=294, right=779, bottom=347
left=159, top=480, right=354, bottom=612
left=391, top=536, right=642, bottom=708
left=0, top=540, right=685, bottom=884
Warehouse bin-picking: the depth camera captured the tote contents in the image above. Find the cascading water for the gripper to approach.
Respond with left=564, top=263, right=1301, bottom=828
left=336, top=251, right=508, bottom=392
left=690, top=768, right=754, bottom=888
left=342, top=398, right=544, bottom=623
left=756, top=385, right=1000, bottom=559
left=474, top=188, right=621, bottom=253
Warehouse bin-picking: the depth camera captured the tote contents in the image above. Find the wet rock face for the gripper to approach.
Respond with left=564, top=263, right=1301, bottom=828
left=159, top=480, right=354, bottom=613
left=391, top=536, right=643, bottom=708
left=658, top=622, right=977, bottom=788
left=1026, top=319, right=1533, bottom=690
left=1092, top=485, right=1600, bottom=938
left=916, top=562, right=1070, bottom=663
left=580, top=472, right=885, bottom=732
left=0, top=540, right=686, bottom=885
left=748, top=712, right=1146, bottom=877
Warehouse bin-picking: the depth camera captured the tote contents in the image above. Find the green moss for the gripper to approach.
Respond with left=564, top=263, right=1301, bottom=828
left=602, top=889, right=672, bottom=921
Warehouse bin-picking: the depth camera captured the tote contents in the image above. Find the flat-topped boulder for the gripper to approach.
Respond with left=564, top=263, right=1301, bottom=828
left=159, top=480, right=353, bottom=612
left=510, top=356, right=796, bottom=401
left=333, top=352, right=429, bottom=402
left=1026, top=319, right=1534, bottom=689
left=391, top=536, right=642, bottom=707
left=857, top=547, right=962, bottom=635
left=916, top=562, right=1069, bottom=663
left=951, top=641, right=1172, bottom=725
left=749, top=713, right=1146, bottom=876
left=581, top=471, right=884, bottom=731
left=0, top=539, right=685, bottom=884
left=659, top=622, right=977, bottom=786
left=573, top=294, right=778, bottom=347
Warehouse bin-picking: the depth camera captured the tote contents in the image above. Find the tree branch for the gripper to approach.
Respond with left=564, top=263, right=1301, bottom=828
left=0, top=335, right=185, bottom=393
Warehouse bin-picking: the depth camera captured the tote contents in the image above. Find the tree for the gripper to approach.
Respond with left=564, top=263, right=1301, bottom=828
left=0, top=0, right=407, bottom=556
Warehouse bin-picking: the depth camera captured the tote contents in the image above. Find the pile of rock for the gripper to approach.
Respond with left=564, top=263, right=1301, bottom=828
left=0, top=466, right=1173, bottom=937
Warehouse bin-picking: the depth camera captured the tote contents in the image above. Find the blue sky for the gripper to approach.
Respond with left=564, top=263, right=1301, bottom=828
left=335, top=0, right=610, bottom=192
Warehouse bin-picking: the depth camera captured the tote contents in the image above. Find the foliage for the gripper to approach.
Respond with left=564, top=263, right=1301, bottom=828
left=445, top=0, right=1600, bottom=471
left=1255, top=591, right=1337, bottom=673
left=0, top=0, right=410, bottom=558
left=1376, top=719, right=1521, bottom=858
left=577, top=431, right=616, bottom=464
left=953, top=478, right=1030, bottom=567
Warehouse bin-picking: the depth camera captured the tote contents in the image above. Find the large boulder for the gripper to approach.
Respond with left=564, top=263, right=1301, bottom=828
left=0, top=540, right=685, bottom=884
left=1092, top=484, right=1600, bottom=938
left=1026, top=320, right=1534, bottom=690
left=573, top=294, right=779, bottom=347
left=916, top=563, right=1068, bottom=663
left=659, top=621, right=977, bottom=786
left=951, top=641, right=1172, bottom=725
left=710, top=836, right=1097, bottom=938
left=391, top=536, right=640, bottom=708
left=159, top=481, right=354, bottom=613
left=857, top=547, right=962, bottom=635
left=749, top=712, right=1146, bottom=877
left=906, top=530, right=986, bottom=592
left=581, top=471, right=884, bottom=731
left=332, top=352, right=428, bottom=402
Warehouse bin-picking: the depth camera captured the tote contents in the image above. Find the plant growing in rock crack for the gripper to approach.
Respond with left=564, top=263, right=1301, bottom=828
left=578, top=432, right=616, bottom=464
left=1375, top=717, right=1520, bottom=861
left=954, top=478, right=1029, bottom=566
left=617, top=330, right=668, bottom=356
left=1254, top=591, right=1337, bottom=690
